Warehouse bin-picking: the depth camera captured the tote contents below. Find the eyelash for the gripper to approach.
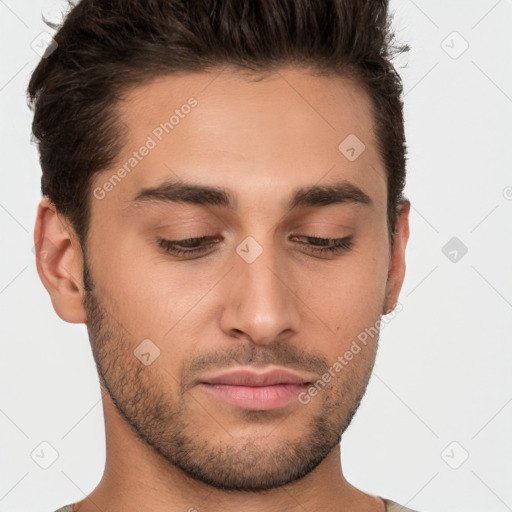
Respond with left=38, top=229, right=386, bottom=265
left=157, top=235, right=354, bottom=258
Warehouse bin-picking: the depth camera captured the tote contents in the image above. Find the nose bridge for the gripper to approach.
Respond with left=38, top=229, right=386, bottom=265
left=220, top=233, right=300, bottom=344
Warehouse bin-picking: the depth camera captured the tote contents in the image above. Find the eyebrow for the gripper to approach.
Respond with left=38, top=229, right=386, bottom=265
left=129, top=178, right=372, bottom=212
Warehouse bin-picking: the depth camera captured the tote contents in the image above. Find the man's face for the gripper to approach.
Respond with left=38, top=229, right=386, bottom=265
left=82, top=66, right=402, bottom=490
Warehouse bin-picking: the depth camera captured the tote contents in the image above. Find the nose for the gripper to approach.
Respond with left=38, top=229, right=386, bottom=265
left=219, top=239, right=301, bottom=346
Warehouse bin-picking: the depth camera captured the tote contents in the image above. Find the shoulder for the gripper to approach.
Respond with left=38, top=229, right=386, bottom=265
left=385, top=498, right=422, bottom=512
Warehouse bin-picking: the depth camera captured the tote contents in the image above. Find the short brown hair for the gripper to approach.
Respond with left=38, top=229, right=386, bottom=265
left=27, top=0, right=410, bottom=247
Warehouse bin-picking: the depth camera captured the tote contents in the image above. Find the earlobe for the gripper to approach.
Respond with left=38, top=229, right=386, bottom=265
left=383, top=199, right=411, bottom=315
left=34, top=198, right=87, bottom=323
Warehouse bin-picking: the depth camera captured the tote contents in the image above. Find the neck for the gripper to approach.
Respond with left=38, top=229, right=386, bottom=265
left=75, top=393, right=384, bottom=512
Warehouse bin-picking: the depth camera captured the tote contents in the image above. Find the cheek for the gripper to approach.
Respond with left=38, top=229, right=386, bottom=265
left=88, top=216, right=389, bottom=345
left=307, top=246, right=387, bottom=301
left=90, top=236, right=219, bottom=345
left=300, top=242, right=389, bottom=351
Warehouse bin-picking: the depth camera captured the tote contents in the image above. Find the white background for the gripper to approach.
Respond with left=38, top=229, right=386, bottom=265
left=1, top=1, right=511, bottom=511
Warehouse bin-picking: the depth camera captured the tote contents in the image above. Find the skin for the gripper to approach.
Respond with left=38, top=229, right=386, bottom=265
left=35, top=66, right=410, bottom=512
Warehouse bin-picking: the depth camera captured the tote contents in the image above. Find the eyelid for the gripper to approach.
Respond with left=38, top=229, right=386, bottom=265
left=156, top=233, right=354, bottom=258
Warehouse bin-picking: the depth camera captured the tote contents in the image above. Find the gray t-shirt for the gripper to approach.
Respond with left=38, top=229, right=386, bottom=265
left=53, top=497, right=421, bottom=511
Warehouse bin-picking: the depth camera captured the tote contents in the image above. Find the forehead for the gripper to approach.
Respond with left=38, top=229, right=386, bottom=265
left=96, top=66, right=387, bottom=213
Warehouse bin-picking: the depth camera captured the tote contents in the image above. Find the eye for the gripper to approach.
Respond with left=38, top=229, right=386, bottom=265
left=157, top=236, right=218, bottom=257
left=289, top=235, right=354, bottom=255
left=156, top=234, right=354, bottom=258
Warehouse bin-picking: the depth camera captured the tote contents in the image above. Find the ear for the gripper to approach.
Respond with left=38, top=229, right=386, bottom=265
left=34, top=197, right=87, bottom=323
left=383, top=199, right=411, bottom=315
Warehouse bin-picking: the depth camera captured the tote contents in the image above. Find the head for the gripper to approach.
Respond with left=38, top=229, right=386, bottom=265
left=30, top=0, right=410, bottom=492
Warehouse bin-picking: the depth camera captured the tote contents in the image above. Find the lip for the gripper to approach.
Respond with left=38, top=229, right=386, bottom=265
left=198, top=367, right=315, bottom=411
left=201, top=367, right=313, bottom=386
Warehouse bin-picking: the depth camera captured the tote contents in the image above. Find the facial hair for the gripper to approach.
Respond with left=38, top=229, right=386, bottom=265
left=82, top=259, right=379, bottom=492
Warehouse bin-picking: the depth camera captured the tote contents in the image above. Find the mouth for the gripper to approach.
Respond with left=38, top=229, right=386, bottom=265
left=199, top=367, right=314, bottom=411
